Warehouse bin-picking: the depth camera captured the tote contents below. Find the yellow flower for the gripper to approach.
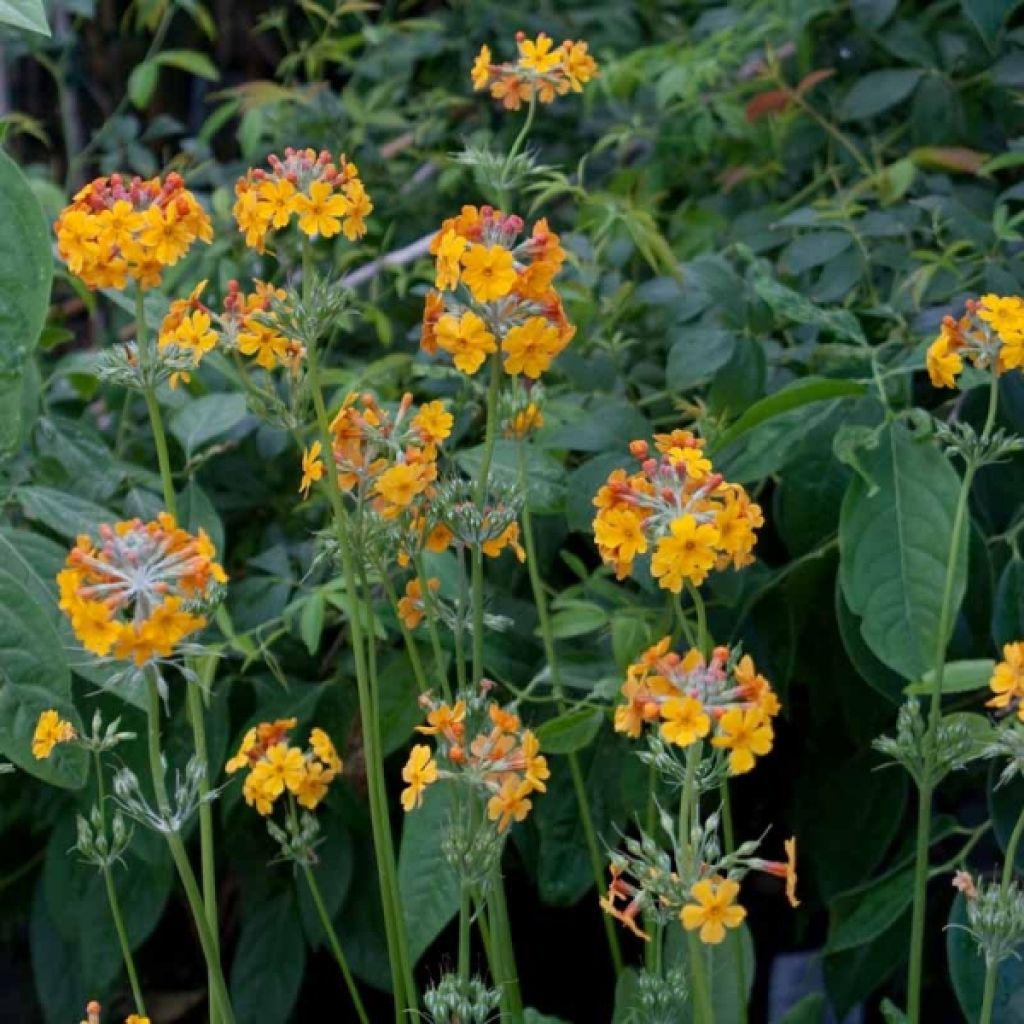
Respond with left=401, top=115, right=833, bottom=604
left=506, top=402, right=544, bottom=438
left=416, top=698, right=466, bottom=738
left=521, top=730, right=550, bottom=792
left=471, top=44, right=492, bottom=90
left=650, top=515, right=721, bottom=592
left=987, top=642, right=1024, bottom=720
left=518, top=32, right=562, bottom=74
left=401, top=744, right=438, bottom=811
left=398, top=577, right=439, bottom=630
left=411, top=400, right=454, bottom=448
left=238, top=318, right=288, bottom=370
left=300, top=441, right=325, bottom=498
left=265, top=742, right=307, bottom=794
left=293, top=761, right=333, bottom=810
left=659, top=696, right=710, bottom=748
left=170, top=310, right=218, bottom=363
left=482, top=522, right=526, bottom=561
left=341, top=178, right=373, bottom=240
left=310, top=726, right=343, bottom=776
left=138, top=203, right=194, bottom=266
left=501, top=316, right=565, bottom=378
left=681, top=877, right=746, bottom=944
left=375, top=462, right=432, bottom=509
left=561, top=40, right=599, bottom=92
left=711, top=707, right=773, bottom=774
left=460, top=244, right=517, bottom=302
left=435, top=229, right=468, bottom=290
left=32, top=709, right=77, bottom=759
left=978, top=294, right=1024, bottom=344
left=256, top=177, right=298, bottom=229
left=487, top=777, right=533, bottom=831
left=294, top=180, right=349, bottom=238
left=435, top=311, right=498, bottom=374
left=593, top=506, right=648, bottom=571
left=926, top=333, right=963, bottom=389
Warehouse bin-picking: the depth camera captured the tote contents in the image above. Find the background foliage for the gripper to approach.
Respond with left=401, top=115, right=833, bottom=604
left=2, top=0, right=1024, bottom=1020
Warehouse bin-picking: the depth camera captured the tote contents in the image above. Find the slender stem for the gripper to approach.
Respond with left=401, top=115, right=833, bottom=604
left=517, top=444, right=623, bottom=974
left=458, top=883, right=472, bottom=985
left=136, top=288, right=176, bottom=513
left=93, top=750, right=147, bottom=1017
left=487, top=864, right=523, bottom=1023
left=378, top=567, right=431, bottom=695
left=672, top=593, right=697, bottom=648
left=979, top=804, right=1024, bottom=1024
left=680, top=746, right=714, bottom=1024
left=412, top=552, right=451, bottom=701
left=685, top=582, right=708, bottom=657
left=144, top=673, right=236, bottom=1024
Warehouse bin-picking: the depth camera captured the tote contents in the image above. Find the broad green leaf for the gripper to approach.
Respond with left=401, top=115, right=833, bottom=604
left=852, top=0, right=898, bottom=30
left=127, top=60, right=159, bottom=108
left=961, top=0, right=1021, bottom=48
left=826, top=867, right=915, bottom=953
left=904, top=659, right=995, bottom=695
left=665, top=326, right=736, bottom=391
left=398, top=783, right=460, bottom=963
left=988, top=767, right=1024, bottom=873
left=0, top=0, right=48, bottom=35
left=16, top=485, right=115, bottom=540
left=750, top=270, right=866, bottom=343
left=376, top=653, right=422, bottom=756
left=779, top=994, right=827, bottom=1024
left=0, top=149, right=53, bottom=453
left=155, top=49, right=220, bottom=80
left=0, top=570, right=69, bottom=696
left=548, top=600, right=608, bottom=638
left=993, top=557, right=1024, bottom=647
left=169, top=392, right=251, bottom=458
left=0, top=683, right=86, bottom=787
left=535, top=708, right=604, bottom=754
left=666, top=920, right=755, bottom=1022
left=539, top=401, right=650, bottom=453
left=838, top=69, right=924, bottom=121
left=839, top=422, right=967, bottom=681
left=297, top=815, right=353, bottom=948
left=780, top=231, right=852, bottom=274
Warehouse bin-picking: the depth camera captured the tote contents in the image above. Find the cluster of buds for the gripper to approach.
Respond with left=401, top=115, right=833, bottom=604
left=927, top=294, right=1024, bottom=389
left=113, top=756, right=209, bottom=834
left=32, top=708, right=135, bottom=761
left=471, top=32, right=598, bottom=109
left=80, top=1001, right=148, bottom=1024
left=55, top=172, right=211, bottom=290
left=952, top=871, right=1024, bottom=968
left=156, top=278, right=300, bottom=387
left=615, top=639, right=779, bottom=776
left=874, top=699, right=981, bottom=788
left=434, top=477, right=525, bottom=563
left=501, top=385, right=546, bottom=439
left=592, top=431, right=763, bottom=592
left=233, top=147, right=372, bottom=252
left=225, top=718, right=343, bottom=817
left=401, top=682, right=549, bottom=834
left=423, top=974, right=502, bottom=1024
left=631, top=968, right=689, bottom=1024
left=422, top=205, right=575, bottom=380
left=56, top=515, right=226, bottom=669
left=75, top=802, right=132, bottom=872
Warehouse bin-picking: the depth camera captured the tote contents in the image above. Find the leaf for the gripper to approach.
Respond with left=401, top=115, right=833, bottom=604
left=838, top=69, right=923, bottom=121
left=0, top=149, right=53, bottom=453
left=155, top=49, right=220, bottom=80
left=0, top=0, right=49, bottom=35
left=230, top=889, right=306, bottom=1024
left=0, top=570, right=69, bottom=696
left=904, top=659, right=995, bottom=695
left=548, top=600, right=608, bottom=638
left=169, top=393, right=251, bottom=458
left=0, top=684, right=86, bottom=788
left=127, top=60, right=159, bottom=109
left=750, top=269, right=866, bottom=343
left=826, top=866, right=915, bottom=952
left=665, top=327, right=737, bottom=391
left=16, top=485, right=115, bottom=540
left=398, top=783, right=460, bottom=963
left=839, top=422, right=967, bottom=680
left=535, top=708, right=604, bottom=754
left=779, top=994, right=827, bottom=1024
left=961, top=0, right=1022, bottom=48
left=457, top=440, right=565, bottom=513
left=666, top=921, right=755, bottom=1022
left=993, top=558, right=1024, bottom=647
left=852, top=0, right=899, bottom=30
left=780, top=232, right=852, bottom=275
left=540, top=402, right=651, bottom=453
left=909, top=146, right=986, bottom=176
left=297, top=815, right=353, bottom=948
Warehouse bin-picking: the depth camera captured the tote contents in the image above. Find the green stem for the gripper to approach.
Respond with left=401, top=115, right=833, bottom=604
left=680, top=747, right=714, bottom=1024
left=455, top=545, right=469, bottom=692
left=517, top=444, right=623, bottom=975
left=93, top=750, right=147, bottom=1017
left=378, top=567, right=431, bottom=695
left=487, top=864, right=523, bottom=1023
left=136, top=288, right=176, bottom=514
left=144, top=673, right=236, bottom=1024
left=685, top=581, right=708, bottom=657
left=459, top=883, right=472, bottom=986
left=412, top=552, right=451, bottom=701
left=979, top=804, right=1024, bottom=1024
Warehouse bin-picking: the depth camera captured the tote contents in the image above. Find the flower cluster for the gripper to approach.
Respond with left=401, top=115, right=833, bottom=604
left=471, top=32, right=598, bottom=109
left=592, top=432, right=763, bottom=592
left=987, top=642, right=1024, bottom=722
left=422, top=205, right=575, bottom=379
left=57, top=515, right=226, bottom=666
left=927, top=295, right=1024, bottom=389
left=31, top=709, right=76, bottom=759
left=401, top=686, right=549, bottom=832
left=233, top=147, right=372, bottom=251
left=615, top=639, right=779, bottom=775
left=55, top=172, right=211, bottom=290
left=226, top=718, right=343, bottom=815
left=157, top=278, right=298, bottom=385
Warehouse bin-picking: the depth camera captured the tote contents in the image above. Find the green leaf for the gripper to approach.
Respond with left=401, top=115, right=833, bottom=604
left=398, top=782, right=460, bottom=963
left=666, top=921, right=755, bottom=1022
left=665, top=327, right=736, bottom=391
left=169, top=393, right=251, bottom=458
left=299, top=592, right=325, bottom=655
left=839, top=422, right=967, bottom=680
left=826, top=866, right=915, bottom=953
left=750, top=270, right=866, bottom=343
left=376, top=653, right=423, bottom=756
left=852, top=0, right=899, bottom=30
left=457, top=440, right=565, bottom=513
left=904, top=659, right=995, bottom=695
left=779, top=994, right=826, bottom=1024
left=838, top=69, right=924, bottom=121
left=231, top=890, right=306, bottom=1024
left=540, top=401, right=651, bottom=453
left=0, top=149, right=53, bottom=454
left=156, top=49, right=221, bottom=80
left=16, top=485, right=115, bottom=540
left=880, top=998, right=910, bottom=1023
left=297, top=815, right=353, bottom=948
left=548, top=600, right=608, bottom=638
left=0, top=570, right=69, bottom=696
left=780, top=231, right=852, bottom=274
left=0, top=684, right=86, bottom=787
left=836, top=580, right=906, bottom=703
left=961, top=0, right=1021, bottom=48
left=0, top=0, right=49, bottom=35
left=535, top=708, right=604, bottom=754
left=127, top=60, right=159, bottom=109
left=993, top=557, right=1024, bottom=647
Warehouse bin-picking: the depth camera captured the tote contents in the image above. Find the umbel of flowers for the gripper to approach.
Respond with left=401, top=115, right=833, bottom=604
left=54, top=172, right=211, bottom=290
left=422, top=204, right=575, bottom=380
left=615, top=639, right=780, bottom=775
left=593, top=431, right=763, bottom=592
left=232, top=147, right=372, bottom=251
left=927, top=294, right=1024, bottom=389
left=471, top=31, right=598, bottom=109
left=57, top=515, right=226, bottom=667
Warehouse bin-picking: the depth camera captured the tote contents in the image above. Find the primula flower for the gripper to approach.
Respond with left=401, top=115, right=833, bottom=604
left=987, top=642, right=1024, bottom=721
left=32, top=710, right=77, bottom=759
left=751, top=837, right=800, bottom=908
left=711, top=707, right=774, bottom=775
left=681, top=877, right=746, bottom=944
left=233, top=147, right=371, bottom=251
left=925, top=295, right=1024, bottom=389
left=470, top=31, right=598, bottom=106
left=58, top=515, right=225, bottom=666
left=599, top=864, right=651, bottom=941
left=401, top=744, right=439, bottom=811
left=487, top=778, right=533, bottom=832
left=398, top=577, right=440, bottom=630
left=435, top=312, right=498, bottom=375
left=55, top=173, right=211, bottom=290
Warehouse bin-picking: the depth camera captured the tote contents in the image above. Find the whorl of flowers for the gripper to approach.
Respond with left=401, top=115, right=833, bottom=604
left=592, top=432, right=764, bottom=592
left=54, top=172, right=212, bottom=290
left=401, top=684, right=550, bottom=832
left=226, top=718, right=343, bottom=815
left=927, top=294, right=1024, bottom=389
left=471, top=32, right=598, bottom=109
left=57, top=514, right=226, bottom=666
left=232, top=147, right=372, bottom=252
left=615, top=638, right=779, bottom=775
left=157, top=278, right=297, bottom=386
left=987, top=642, right=1024, bottom=722
left=422, top=204, right=575, bottom=380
